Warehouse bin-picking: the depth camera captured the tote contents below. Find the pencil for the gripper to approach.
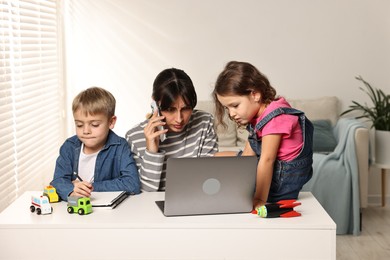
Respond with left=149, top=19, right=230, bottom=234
left=73, top=172, right=83, bottom=182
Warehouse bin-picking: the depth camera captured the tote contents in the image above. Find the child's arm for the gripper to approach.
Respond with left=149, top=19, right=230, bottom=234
left=51, top=162, right=74, bottom=201
left=242, top=141, right=256, bottom=156
left=92, top=139, right=141, bottom=194
left=50, top=140, right=77, bottom=201
left=215, top=140, right=255, bottom=157
left=253, top=134, right=282, bottom=208
left=214, top=151, right=237, bottom=156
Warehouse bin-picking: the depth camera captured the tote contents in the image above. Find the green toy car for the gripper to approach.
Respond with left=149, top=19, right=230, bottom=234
left=67, top=196, right=93, bottom=215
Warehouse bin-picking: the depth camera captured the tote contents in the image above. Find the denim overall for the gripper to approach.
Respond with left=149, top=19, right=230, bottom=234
left=247, top=107, right=313, bottom=203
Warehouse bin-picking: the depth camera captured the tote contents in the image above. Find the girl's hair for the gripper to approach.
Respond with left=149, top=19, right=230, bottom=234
left=213, top=61, right=277, bottom=126
left=152, top=68, right=197, bottom=111
left=72, top=87, right=116, bottom=118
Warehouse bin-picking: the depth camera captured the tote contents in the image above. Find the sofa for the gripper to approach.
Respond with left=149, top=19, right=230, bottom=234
left=196, top=96, right=369, bottom=235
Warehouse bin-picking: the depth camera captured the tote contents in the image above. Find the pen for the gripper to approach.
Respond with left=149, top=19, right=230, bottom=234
left=73, top=172, right=83, bottom=182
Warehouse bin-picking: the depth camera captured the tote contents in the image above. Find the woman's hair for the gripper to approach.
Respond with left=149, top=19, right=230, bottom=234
left=152, top=68, right=197, bottom=111
left=72, top=87, right=116, bottom=118
left=213, top=61, right=277, bottom=127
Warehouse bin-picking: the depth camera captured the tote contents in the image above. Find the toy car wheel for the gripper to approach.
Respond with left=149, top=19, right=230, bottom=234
left=67, top=207, right=74, bottom=214
left=78, top=208, right=84, bottom=215
left=36, top=208, right=41, bottom=215
left=30, top=205, right=35, bottom=213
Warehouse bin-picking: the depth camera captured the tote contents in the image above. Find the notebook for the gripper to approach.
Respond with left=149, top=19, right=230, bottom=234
left=156, top=156, right=258, bottom=216
left=90, top=191, right=128, bottom=209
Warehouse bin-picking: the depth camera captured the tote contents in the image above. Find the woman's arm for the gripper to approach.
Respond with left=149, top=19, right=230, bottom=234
left=143, top=110, right=168, bottom=153
left=126, top=123, right=165, bottom=192
left=198, top=113, right=219, bottom=156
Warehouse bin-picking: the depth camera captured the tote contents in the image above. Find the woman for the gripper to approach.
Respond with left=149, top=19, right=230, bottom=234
left=126, top=68, right=218, bottom=191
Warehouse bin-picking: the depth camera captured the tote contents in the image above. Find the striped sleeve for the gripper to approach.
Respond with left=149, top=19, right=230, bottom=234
left=126, top=122, right=165, bottom=191
left=197, top=111, right=219, bottom=157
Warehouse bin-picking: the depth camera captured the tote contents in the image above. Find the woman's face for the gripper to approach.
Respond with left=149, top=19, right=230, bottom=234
left=160, top=96, right=193, bottom=133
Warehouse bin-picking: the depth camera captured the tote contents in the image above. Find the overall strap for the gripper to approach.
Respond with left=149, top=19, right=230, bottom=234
left=255, top=107, right=305, bottom=131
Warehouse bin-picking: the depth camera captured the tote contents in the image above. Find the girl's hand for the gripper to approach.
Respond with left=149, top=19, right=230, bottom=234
left=253, top=197, right=266, bottom=209
left=144, top=110, right=167, bottom=153
left=71, top=180, right=93, bottom=197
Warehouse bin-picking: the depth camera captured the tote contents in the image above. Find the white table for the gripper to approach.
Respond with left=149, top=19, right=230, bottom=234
left=0, top=191, right=336, bottom=260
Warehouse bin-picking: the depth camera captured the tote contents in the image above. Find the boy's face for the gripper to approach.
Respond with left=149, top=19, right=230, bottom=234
left=73, top=110, right=116, bottom=154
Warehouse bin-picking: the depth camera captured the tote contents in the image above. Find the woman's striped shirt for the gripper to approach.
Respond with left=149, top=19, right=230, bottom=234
left=126, top=110, right=218, bottom=191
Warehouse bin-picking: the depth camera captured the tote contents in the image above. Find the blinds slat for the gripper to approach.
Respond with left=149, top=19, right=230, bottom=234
left=15, top=93, right=60, bottom=114
left=16, top=120, right=61, bottom=145
left=0, top=156, right=14, bottom=172
left=0, top=136, right=14, bottom=153
left=0, top=0, right=63, bottom=213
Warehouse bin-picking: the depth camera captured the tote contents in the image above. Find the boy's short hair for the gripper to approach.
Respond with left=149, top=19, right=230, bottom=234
left=72, top=87, right=116, bottom=118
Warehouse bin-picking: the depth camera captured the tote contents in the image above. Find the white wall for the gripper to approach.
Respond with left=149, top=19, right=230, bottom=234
left=63, top=0, right=390, bottom=203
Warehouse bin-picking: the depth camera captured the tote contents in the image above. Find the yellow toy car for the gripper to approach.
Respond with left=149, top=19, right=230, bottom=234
left=43, top=185, right=59, bottom=203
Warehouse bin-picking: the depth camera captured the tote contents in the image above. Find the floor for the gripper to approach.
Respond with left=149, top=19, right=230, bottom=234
left=336, top=205, right=390, bottom=259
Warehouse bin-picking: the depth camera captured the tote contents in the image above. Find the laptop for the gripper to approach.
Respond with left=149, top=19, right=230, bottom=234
left=156, top=156, right=258, bottom=216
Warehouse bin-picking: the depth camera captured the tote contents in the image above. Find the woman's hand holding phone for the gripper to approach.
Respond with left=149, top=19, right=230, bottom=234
left=144, top=106, right=167, bottom=153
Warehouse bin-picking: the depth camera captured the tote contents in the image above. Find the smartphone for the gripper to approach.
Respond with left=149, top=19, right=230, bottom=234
left=150, top=100, right=167, bottom=142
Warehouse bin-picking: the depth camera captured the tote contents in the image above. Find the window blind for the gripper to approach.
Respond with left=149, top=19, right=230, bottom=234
left=0, top=0, right=64, bottom=212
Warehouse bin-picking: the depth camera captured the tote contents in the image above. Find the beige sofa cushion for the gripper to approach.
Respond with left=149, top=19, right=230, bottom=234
left=197, top=96, right=340, bottom=150
left=287, top=96, right=340, bottom=126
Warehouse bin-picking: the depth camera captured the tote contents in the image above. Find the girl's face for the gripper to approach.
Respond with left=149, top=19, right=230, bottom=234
left=73, top=110, right=116, bottom=154
left=217, top=92, right=262, bottom=125
left=160, top=96, right=193, bottom=133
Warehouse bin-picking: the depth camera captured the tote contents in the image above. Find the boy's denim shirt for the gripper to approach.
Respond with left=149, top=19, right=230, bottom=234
left=51, top=130, right=141, bottom=201
left=246, top=107, right=314, bottom=202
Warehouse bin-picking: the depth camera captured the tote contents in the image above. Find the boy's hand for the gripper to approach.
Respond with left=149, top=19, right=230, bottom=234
left=71, top=180, right=93, bottom=197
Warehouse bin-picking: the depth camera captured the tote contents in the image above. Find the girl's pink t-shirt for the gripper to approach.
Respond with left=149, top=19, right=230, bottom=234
left=250, top=97, right=303, bottom=161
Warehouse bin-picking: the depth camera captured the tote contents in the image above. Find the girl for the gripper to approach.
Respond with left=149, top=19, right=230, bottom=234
left=213, top=61, right=313, bottom=208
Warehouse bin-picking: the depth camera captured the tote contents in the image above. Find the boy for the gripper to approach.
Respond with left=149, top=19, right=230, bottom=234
left=51, top=87, right=140, bottom=201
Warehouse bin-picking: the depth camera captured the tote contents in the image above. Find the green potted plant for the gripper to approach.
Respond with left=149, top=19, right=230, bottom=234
left=341, top=76, right=390, bottom=165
